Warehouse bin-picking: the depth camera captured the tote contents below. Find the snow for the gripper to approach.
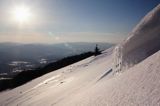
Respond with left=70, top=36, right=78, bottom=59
left=59, top=50, right=160, bottom=106
left=113, top=4, right=160, bottom=71
left=0, top=48, right=114, bottom=106
left=0, top=4, right=160, bottom=106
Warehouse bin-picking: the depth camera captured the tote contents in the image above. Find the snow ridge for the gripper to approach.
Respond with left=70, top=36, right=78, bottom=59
left=114, top=4, right=160, bottom=72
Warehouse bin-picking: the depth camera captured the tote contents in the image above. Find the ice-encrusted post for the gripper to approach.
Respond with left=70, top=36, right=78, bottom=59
left=113, top=45, right=123, bottom=73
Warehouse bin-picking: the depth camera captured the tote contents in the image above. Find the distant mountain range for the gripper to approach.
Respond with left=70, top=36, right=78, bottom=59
left=0, top=42, right=113, bottom=74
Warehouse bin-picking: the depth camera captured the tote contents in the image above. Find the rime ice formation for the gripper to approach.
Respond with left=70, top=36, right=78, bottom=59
left=114, top=4, right=160, bottom=72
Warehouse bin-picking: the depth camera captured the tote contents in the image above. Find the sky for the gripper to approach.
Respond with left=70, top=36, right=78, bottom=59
left=0, top=0, right=159, bottom=44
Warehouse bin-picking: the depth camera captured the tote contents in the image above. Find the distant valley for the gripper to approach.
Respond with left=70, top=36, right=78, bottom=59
left=0, top=42, right=113, bottom=78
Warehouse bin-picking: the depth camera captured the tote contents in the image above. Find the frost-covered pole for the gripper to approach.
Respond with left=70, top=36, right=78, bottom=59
left=113, top=45, right=123, bottom=73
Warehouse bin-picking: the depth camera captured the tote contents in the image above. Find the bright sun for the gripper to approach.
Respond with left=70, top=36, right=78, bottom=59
left=13, top=6, right=32, bottom=23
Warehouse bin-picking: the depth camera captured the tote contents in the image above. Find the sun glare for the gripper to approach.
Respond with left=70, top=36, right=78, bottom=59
left=13, top=6, right=32, bottom=23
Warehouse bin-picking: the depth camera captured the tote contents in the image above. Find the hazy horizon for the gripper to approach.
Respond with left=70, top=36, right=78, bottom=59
left=0, top=0, right=159, bottom=44
left=0, top=41, right=115, bottom=45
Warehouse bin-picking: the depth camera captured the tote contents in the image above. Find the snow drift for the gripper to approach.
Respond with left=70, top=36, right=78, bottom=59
left=114, top=4, right=160, bottom=72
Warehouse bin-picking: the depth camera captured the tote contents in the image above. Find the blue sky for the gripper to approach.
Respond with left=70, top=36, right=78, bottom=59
left=0, top=0, right=159, bottom=44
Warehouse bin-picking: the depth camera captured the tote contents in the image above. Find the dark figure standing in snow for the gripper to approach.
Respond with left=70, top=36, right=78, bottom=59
left=94, top=44, right=101, bottom=56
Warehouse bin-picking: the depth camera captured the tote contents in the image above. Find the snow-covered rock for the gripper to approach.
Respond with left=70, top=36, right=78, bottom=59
left=114, top=4, right=160, bottom=72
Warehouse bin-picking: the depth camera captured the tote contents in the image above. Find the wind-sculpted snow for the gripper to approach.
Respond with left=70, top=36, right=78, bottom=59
left=114, top=4, right=160, bottom=71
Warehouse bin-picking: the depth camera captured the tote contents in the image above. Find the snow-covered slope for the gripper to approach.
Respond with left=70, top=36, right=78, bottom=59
left=0, top=48, right=114, bottom=106
left=57, top=50, right=160, bottom=106
left=114, top=4, right=160, bottom=71
left=0, top=4, right=160, bottom=106
left=0, top=46, right=160, bottom=106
